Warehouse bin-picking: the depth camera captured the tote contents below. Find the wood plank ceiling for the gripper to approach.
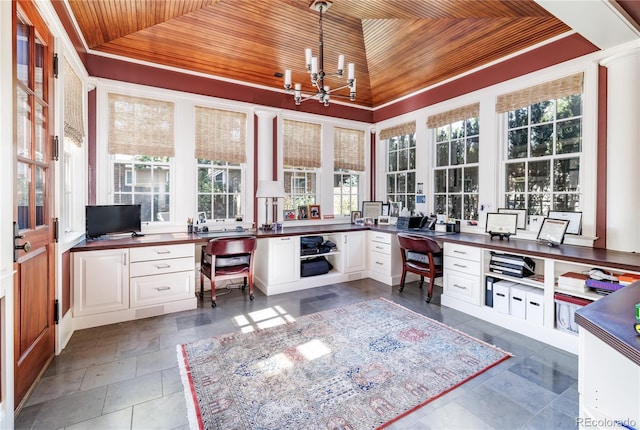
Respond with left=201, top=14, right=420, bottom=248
left=66, top=0, right=572, bottom=108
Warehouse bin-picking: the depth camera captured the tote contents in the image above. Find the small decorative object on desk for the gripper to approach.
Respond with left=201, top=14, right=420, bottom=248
left=187, top=218, right=193, bottom=233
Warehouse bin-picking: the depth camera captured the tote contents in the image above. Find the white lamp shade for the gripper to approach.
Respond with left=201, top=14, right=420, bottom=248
left=256, top=180, right=286, bottom=198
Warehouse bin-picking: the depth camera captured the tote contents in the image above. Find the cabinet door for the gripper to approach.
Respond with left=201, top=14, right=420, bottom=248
left=344, top=231, right=366, bottom=272
left=73, top=249, right=129, bottom=316
left=269, top=237, right=298, bottom=284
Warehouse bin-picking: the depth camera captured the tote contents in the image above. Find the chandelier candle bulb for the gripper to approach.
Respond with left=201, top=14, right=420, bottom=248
left=338, top=54, right=344, bottom=74
left=311, top=57, right=318, bottom=75
left=284, top=69, right=292, bottom=89
left=305, top=48, right=312, bottom=69
left=348, top=63, right=355, bottom=80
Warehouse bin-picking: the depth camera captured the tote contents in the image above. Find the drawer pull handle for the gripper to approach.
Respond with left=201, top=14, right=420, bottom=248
left=453, top=250, right=467, bottom=254
left=453, top=284, right=467, bottom=290
left=154, top=249, right=171, bottom=254
left=155, top=286, right=171, bottom=291
left=376, top=261, right=383, bottom=265
left=453, top=264, right=467, bottom=268
left=496, top=293, right=506, bottom=297
left=155, top=264, right=171, bottom=269
left=529, top=301, right=541, bottom=307
left=281, top=237, right=291, bottom=241
left=375, top=246, right=384, bottom=250
left=513, top=297, right=523, bottom=302
left=375, top=236, right=384, bottom=240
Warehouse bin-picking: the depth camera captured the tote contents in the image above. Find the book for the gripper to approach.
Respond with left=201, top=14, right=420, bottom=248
left=618, top=273, right=640, bottom=286
left=585, top=278, right=623, bottom=292
left=557, top=272, right=588, bottom=288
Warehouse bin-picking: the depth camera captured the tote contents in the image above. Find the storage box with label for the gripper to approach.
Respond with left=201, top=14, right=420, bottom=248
left=509, top=283, right=528, bottom=319
left=493, top=280, right=517, bottom=314
left=526, top=287, right=544, bottom=325
left=554, top=293, right=592, bottom=334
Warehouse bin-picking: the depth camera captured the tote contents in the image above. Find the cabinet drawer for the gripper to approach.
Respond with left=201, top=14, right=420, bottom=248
left=130, top=244, right=194, bottom=262
left=369, top=241, right=391, bottom=255
left=444, top=256, right=481, bottom=276
left=369, top=232, right=392, bottom=244
left=369, top=251, right=392, bottom=275
left=444, top=243, right=481, bottom=261
left=130, top=271, right=194, bottom=308
left=130, top=257, right=194, bottom=278
left=444, top=271, right=481, bottom=305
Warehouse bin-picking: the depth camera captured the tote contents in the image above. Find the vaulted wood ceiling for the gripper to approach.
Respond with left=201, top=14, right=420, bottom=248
left=66, top=0, right=573, bottom=108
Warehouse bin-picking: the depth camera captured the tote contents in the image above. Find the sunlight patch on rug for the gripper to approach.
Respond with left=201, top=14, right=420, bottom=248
left=177, top=298, right=511, bottom=429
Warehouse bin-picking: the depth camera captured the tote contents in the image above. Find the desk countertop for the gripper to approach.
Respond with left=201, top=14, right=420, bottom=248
left=575, top=283, right=640, bottom=366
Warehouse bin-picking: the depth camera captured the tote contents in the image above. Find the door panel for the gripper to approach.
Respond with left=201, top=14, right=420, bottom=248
left=13, top=0, right=56, bottom=409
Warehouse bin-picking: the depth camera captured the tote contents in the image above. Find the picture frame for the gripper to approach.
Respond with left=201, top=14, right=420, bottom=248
left=389, top=202, right=401, bottom=217
left=537, top=217, right=570, bottom=246
left=378, top=216, right=391, bottom=225
left=309, top=204, right=321, bottom=219
left=381, top=203, right=390, bottom=216
left=364, top=217, right=375, bottom=226
left=497, top=208, right=527, bottom=229
left=298, top=205, right=309, bottom=220
left=350, top=210, right=362, bottom=224
left=283, top=209, right=296, bottom=221
left=485, top=212, right=518, bottom=235
left=548, top=211, right=582, bottom=235
left=197, top=211, right=207, bottom=224
left=362, top=201, right=383, bottom=219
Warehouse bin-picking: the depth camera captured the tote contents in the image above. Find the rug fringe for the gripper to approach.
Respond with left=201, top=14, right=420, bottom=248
left=177, top=344, right=203, bottom=430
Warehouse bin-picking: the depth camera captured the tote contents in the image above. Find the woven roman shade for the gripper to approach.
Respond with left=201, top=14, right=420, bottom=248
left=195, top=106, right=247, bottom=163
left=283, top=119, right=321, bottom=168
left=108, top=93, right=175, bottom=157
left=334, top=127, right=365, bottom=171
left=63, top=58, right=84, bottom=146
left=427, top=103, right=479, bottom=129
left=496, top=73, right=584, bottom=113
left=379, top=121, right=416, bottom=140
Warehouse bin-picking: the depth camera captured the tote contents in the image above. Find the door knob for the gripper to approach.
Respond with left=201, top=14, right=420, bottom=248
left=15, top=241, right=31, bottom=253
left=13, top=221, right=30, bottom=262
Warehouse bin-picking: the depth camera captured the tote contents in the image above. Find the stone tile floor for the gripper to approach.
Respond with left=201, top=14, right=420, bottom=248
left=16, top=278, right=579, bottom=429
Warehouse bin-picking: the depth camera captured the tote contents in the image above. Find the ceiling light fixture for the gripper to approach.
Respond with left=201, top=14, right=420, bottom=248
left=283, top=0, right=356, bottom=106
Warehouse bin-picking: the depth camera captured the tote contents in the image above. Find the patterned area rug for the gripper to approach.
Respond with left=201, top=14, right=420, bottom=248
left=177, top=298, right=511, bottom=429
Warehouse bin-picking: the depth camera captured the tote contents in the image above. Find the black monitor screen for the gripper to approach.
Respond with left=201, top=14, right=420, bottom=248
left=86, top=204, right=141, bottom=239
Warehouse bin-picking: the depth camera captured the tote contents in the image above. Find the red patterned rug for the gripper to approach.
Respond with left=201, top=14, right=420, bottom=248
left=178, top=298, right=511, bottom=429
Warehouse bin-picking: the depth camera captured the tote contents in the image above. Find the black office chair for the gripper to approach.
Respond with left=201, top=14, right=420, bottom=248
left=396, top=233, right=443, bottom=303
left=200, top=236, right=257, bottom=308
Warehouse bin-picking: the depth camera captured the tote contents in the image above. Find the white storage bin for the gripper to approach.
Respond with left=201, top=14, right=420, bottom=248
left=493, top=280, right=516, bottom=314
left=526, top=287, right=544, bottom=325
left=554, top=293, right=592, bottom=334
left=509, top=284, right=528, bottom=319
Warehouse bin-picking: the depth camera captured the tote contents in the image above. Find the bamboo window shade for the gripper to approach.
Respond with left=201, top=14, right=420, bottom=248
left=427, top=103, right=480, bottom=129
left=195, top=106, right=247, bottom=164
left=283, top=119, right=321, bottom=168
left=334, top=127, right=365, bottom=171
left=379, top=121, right=416, bottom=140
left=108, top=93, right=175, bottom=157
left=496, top=73, right=584, bottom=113
left=63, top=58, right=84, bottom=146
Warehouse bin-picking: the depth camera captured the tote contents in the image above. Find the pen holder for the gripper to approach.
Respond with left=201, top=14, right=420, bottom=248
left=187, top=225, right=193, bottom=233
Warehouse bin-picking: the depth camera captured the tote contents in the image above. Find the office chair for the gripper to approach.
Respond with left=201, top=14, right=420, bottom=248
left=200, top=235, right=257, bottom=308
left=396, top=233, right=443, bottom=303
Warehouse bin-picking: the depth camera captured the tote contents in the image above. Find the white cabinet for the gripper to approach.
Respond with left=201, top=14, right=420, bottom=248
left=443, top=243, right=482, bottom=305
left=72, top=243, right=197, bottom=329
left=129, top=243, right=195, bottom=308
left=342, top=231, right=366, bottom=273
left=254, top=236, right=298, bottom=290
left=367, top=231, right=402, bottom=285
left=73, top=249, right=129, bottom=317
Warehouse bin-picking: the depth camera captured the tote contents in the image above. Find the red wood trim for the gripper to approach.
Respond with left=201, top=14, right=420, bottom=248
left=370, top=130, right=376, bottom=200
left=272, top=116, right=278, bottom=180
left=88, top=89, right=96, bottom=205
left=253, top=114, right=259, bottom=227
left=594, top=65, right=608, bottom=249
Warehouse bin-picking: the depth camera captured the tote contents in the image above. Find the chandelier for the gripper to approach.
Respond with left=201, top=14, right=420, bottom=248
left=283, top=0, right=356, bottom=106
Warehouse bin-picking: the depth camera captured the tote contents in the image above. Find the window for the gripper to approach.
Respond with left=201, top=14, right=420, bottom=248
left=194, top=106, right=247, bottom=221
left=333, top=127, right=364, bottom=216
left=382, top=121, right=416, bottom=213
left=283, top=119, right=321, bottom=210
left=108, top=93, right=175, bottom=223
left=430, top=104, right=480, bottom=220
left=498, top=74, right=583, bottom=217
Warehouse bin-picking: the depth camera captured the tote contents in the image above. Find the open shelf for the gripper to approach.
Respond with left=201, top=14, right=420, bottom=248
left=484, top=271, right=545, bottom=290
left=554, top=284, right=602, bottom=301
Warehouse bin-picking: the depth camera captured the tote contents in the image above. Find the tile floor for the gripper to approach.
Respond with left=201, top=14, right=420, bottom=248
left=15, top=278, right=579, bottom=429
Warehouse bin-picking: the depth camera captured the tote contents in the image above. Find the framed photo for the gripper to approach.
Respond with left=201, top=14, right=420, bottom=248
left=362, top=201, right=383, bottom=219
left=485, top=212, right=518, bottom=235
left=364, top=217, right=375, bottom=226
left=378, top=216, right=391, bottom=225
left=548, top=211, right=582, bottom=235
left=298, top=205, right=309, bottom=220
left=351, top=210, right=362, bottom=224
left=389, top=202, right=400, bottom=217
left=537, top=217, right=570, bottom=246
left=497, top=208, right=527, bottom=229
left=283, top=209, right=296, bottom=220
left=309, top=204, right=321, bottom=219
left=381, top=203, right=390, bottom=216
left=197, top=211, right=207, bottom=224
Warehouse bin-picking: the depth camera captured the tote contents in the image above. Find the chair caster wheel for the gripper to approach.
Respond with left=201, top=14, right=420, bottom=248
left=250, top=294, right=254, bottom=301
left=399, top=287, right=404, bottom=292
left=425, top=297, right=431, bottom=303
left=211, top=301, right=217, bottom=308
left=242, top=285, right=246, bottom=290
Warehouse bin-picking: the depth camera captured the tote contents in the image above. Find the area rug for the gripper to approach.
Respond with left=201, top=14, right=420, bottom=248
left=177, top=298, right=511, bottom=430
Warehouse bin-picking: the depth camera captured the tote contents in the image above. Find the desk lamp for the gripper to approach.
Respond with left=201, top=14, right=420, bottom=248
left=255, top=180, right=286, bottom=230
